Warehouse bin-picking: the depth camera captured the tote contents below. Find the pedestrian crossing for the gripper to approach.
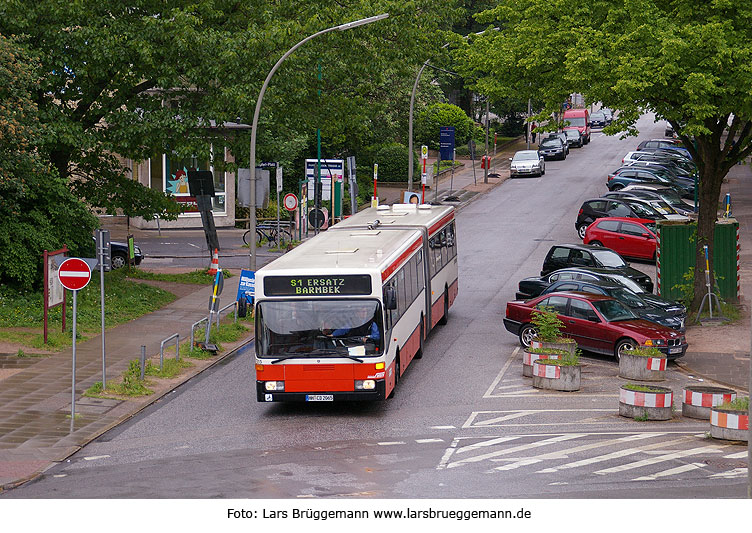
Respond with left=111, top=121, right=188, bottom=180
left=436, top=431, right=747, bottom=482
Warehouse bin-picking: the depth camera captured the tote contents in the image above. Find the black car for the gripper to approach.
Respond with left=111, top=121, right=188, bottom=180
left=539, top=244, right=654, bottom=292
left=624, top=160, right=696, bottom=182
left=91, top=236, right=143, bottom=269
left=575, top=197, right=670, bottom=239
left=516, top=267, right=683, bottom=315
left=590, top=112, right=607, bottom=128
left=565, top=129, right=583, bottom=148
left=539, top=137, right=567, bottom=160
left=539, top=280, right=685, bottom=331
left=637, top=139, right=692, bottom=158
left=602, top=108, right=614, bottom=124
left=546, top=132, right=570, bottom=154
left=605, top=187, right=694, bottom=216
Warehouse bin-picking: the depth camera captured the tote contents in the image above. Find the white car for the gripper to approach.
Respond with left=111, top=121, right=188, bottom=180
left=509, top=150, right=545, bottom=178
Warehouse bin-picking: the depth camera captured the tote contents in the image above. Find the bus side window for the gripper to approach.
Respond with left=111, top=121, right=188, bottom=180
left=405, top=255, right=415, bottom=306
left=397, top=268, right=407, bottom=318
left=440, top=228, right=448, bottom=266
left=433, top=234, right=442, bottom=272
left=416, top=249, right=425, bottom=292
left=447, top=222, right=456, bottom=259
left=428, top=237, right=437, bottom=277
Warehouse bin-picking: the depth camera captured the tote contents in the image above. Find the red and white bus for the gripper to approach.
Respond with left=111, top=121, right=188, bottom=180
left=254, top=203, right=458, bottom=402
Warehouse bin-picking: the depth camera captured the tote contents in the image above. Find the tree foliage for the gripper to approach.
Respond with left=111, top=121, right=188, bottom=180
left=416, top=103, right=474, bottom=150
left=0, top=34, right=97, bottom=289
left=458, top=0, right=752, bottom=309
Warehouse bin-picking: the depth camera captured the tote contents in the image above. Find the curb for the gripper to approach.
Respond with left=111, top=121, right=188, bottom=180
left=0, top=335, right=255, bottom=491
left=673, top=359, right=750, bottom=394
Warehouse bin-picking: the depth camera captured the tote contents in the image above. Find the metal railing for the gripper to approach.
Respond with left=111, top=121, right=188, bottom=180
left=159, top=333, right=180, bottom=370
left=190, top=317, right=209, bottom=348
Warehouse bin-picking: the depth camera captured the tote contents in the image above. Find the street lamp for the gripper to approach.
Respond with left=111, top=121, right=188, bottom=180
left=248, top=13, right=389, bottom=270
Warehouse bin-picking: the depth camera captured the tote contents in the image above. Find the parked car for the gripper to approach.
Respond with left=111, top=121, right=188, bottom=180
left=539, top=243, right=653, bottom=292
left=92, top=236, right=143, bottom=269
left=539, top=279, right=685, bottom=331
left=564, top=128, right=583, bottom=148
left=539, top=137, right=567, bottom=160
left=606, top=166, right=694, bottom=198
left=509, top=150, right=545, bottom=178
left=503, top=292, right=687, bottom=359
left=597, top=193, right=687, bottom=220
left=608, top=186, right=695, bottom=216
left=589, top=111, right=607, bottom=128
left=601, top=108, right=614, bottom=124
left=546, top=132, right=570, bottom=154
left=575, top=197, right=675, bottom=239
left=583, top=217, right=657, bottom=261
left=623, top=150, right=696, bottom=173
left=624, top=159, right=696, bottom=182
left=515, top=267, right=685, bottom=316
left=637, top=139, right=691, bottom=158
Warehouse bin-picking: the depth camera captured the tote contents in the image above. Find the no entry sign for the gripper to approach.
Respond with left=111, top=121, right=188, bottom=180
left=283, top=193, right=298, bottom=212
left=58, top=258, right=92, bottom=291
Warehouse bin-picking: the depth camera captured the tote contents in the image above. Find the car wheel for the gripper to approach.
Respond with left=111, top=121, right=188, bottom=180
left=577, top=224, right=588, bottom=240
left=590, top=240, right=603, bottom=246
left=615, top=338, right=638, bottom=361
left=111, top=253, right=126, bottom=269
left=541, top=166, right=545, bottom=176
left=611, top=184, right=623, bottom=191
left=518, top=323, right=537, bottom=348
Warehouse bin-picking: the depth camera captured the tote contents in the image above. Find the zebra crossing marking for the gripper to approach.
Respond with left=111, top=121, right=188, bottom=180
left=632, top=462, right=707, bottom=481
left=463, top=409, right=614, bottom=429
left=592, top=445, right=725, bottom=475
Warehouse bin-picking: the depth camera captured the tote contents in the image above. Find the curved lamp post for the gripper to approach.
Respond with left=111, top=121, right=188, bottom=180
left=249, top=13, right=389, bottom=269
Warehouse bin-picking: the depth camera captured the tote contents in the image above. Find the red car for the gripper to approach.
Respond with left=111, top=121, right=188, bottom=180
left=583, top=217, right=657, bottom=261
left=503, top=292, right=687, bottom=360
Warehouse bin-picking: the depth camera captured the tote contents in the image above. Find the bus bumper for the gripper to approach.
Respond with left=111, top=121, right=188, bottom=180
left=256, top=381, right=386, bottom=402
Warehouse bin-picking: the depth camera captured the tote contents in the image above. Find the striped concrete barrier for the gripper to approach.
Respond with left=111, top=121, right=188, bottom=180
left=522, top=350, right=562, bottom=377
left=532, top=361, right=580, bottom=392
left=710, top=406, right=749, bottom=442
left=619, top=385, right=673, bottom=420
left=682, top=385, right=736, bottom=419
left=619, top=352, right=667, bottom=382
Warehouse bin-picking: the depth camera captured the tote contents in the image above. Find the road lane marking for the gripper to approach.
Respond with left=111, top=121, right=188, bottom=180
left=593, top=445, right=724, bottom=475
left=377, top=441, right=405, bottom=446
left=709, top=468, right=748, bottom=479
left=441, top=434, right=585, bottom=470
left=484, top=348, right=518, bottom=398
left=416, top=438, right=444, bottom=444
left=83, top=455, right=110, bottom=461
left=723, top=451, right=748, bottom=459
left=632, top=462, right=706, bottom=481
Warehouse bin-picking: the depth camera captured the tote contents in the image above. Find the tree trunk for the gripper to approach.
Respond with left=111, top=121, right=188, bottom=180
left=691, top=140, right=726, bottom=311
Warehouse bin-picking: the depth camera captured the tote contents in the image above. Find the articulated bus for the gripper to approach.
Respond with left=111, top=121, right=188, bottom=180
left=254, top=203, right=458, bottom=402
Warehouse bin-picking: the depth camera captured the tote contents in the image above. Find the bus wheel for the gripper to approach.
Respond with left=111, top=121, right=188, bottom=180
left=388, top=353, right=400, bottom=399
left=438, top=289, right=449, bottom=325
left=415, top=319, right=424, bottom=359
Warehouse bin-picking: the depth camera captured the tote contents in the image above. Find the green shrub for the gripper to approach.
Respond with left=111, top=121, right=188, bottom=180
left=415, top=103, right=473, bottom=150
left=718, top=397, right=749, bottom=411
left=622, top=383, right=668, bottom=393
left=538, top=353, right=579, bottom=366
left=531, top=306, right=565, bottom=342
left=626, top=346, right=666, bottom=358
left=372, top=143, right=419, bottom=183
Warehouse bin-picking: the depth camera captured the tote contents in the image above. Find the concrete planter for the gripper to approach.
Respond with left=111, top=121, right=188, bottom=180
left=529, top=338, right=576, bottom=355
left=619, top=385, right=673, bottom=420
left=682, top=385, right=737, bottom=419
left=532, top=361, right=581, bottom=392
left=618, top=352, right=667, bottom=382
left=710, top=407, right=749, bottom=442
left=522, top=350, right=563, bottom=377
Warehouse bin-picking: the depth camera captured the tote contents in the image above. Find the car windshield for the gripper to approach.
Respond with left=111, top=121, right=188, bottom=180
left=591, top=113, right=605, bottom=120
left=513, top=152, right=539, bottom=161
left=606, top=274, right=647, bottom=294
left=541, top=139, right=560, bottom=148
left=565, top=117, right=586, bottom=127
left=643, top=221, right=657, bottom=233
left=256, top=300, right=383, bottom=358
left=565, top=130, right=580, bottom=138
left=608, top=287, right=647, bottom=308
left=592, top=299, right=637, bottom=321
left=646, top=200, right=676, bottom=214
left=591, top=249, right=627, bottom=268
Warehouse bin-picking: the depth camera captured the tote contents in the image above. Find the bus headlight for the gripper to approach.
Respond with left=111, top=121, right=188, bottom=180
left=355, top=380, right=376, bottom=390
left=264, top=381, right=285, bottom=391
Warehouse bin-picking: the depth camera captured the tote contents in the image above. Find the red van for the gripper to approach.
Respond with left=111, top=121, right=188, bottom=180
left=562, top=108, right=590, bottom=144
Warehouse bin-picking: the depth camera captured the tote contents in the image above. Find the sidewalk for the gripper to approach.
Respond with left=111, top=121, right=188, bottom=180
left=0, top=137, right=749, bottom=491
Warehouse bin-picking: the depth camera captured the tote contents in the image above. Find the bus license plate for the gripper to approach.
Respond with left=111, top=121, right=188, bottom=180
left=306, top=394, right=334, bottom=402
left=669, top=347, right=682, bottom=354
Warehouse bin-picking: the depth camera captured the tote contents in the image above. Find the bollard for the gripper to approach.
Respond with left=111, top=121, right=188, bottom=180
left=160, top=333, right=180, bottom=371
left=140, top=346, right=146, bottom=380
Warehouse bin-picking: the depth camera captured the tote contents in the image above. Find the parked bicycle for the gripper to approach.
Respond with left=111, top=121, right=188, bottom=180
left=243, top=223, right=293, bottom=247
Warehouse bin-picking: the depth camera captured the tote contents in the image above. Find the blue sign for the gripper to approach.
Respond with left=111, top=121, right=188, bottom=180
left=439, top=126, right=455, bottom=161
left=237, top=269, right=255, bottom=302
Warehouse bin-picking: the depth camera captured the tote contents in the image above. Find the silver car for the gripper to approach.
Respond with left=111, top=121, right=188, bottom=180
left=509, top=150, right=545, bottom=178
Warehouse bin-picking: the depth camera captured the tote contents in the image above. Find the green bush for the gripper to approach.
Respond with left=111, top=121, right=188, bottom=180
left=531, top=306, right=565, bottom=342
left=415, top=103, right=473, bottom=151
left=626, top=346, right=666, bottom=358
left=372, top=143, right=419, bottom=183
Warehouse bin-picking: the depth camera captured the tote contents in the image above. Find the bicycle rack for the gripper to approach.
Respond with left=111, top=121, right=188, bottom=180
left=215, top=301, right=238, bottom=329
left=190, top=317, right=208, bottom=348
left=159, top=333, right=180, bottom=371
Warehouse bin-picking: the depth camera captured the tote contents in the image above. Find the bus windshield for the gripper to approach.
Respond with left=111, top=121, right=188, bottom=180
left=256, top=300, right=384, bottom=358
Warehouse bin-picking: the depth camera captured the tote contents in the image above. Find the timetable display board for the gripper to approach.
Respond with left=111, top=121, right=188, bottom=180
left=264, top=275, right=372, bottom=296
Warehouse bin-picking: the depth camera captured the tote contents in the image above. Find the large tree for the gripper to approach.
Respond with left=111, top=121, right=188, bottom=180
left=0, top=1, right=460, bottom=217
left=457, top=0, right=752, bottom=310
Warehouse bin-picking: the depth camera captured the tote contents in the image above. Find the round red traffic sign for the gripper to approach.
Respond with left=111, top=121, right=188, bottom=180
left=58, top=258, right=92, bottom=291
left=283, top=193, right=298, bottom=212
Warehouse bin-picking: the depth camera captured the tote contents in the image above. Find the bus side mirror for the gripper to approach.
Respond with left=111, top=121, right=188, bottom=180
left=384, top=286, right=397, bottom=310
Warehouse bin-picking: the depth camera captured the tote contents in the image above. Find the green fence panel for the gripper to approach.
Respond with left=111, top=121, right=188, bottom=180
left=657, top=219, right=739, bottom=302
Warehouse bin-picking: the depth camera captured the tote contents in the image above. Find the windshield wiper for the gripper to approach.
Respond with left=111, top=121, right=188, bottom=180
left=269, top=349, right=364, bottom=364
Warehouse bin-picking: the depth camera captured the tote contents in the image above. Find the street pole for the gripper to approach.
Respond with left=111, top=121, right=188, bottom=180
left=248, top=13, right=389, bottom=269
left=484, top=98, right=489, bottom=184
left=526, top=98, right=531, bottom=150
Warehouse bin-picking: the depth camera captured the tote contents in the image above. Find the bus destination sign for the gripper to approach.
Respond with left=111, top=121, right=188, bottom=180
left=264, top=275, right=372, bottom=296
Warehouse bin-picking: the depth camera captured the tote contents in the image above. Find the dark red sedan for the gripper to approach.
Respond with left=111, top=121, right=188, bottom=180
left=583, top=217, right=657, bottom=261
left=503, top=292, right=687, bottom=360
